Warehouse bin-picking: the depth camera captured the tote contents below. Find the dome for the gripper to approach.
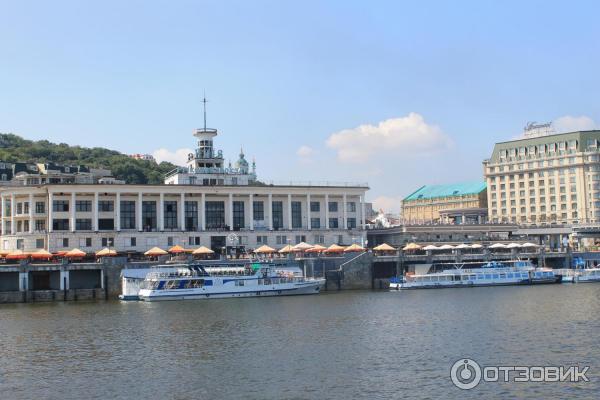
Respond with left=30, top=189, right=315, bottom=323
left=235, top=148, right=249, bottom=172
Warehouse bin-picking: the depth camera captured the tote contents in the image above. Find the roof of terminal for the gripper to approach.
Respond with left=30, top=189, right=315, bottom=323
left=404, top=181, right=487, bottom=201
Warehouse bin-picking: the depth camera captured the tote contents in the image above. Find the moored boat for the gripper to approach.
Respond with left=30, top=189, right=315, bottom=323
left=390, top=260, right=561, bottom=290
left=137, top=262, right=324, bottom=301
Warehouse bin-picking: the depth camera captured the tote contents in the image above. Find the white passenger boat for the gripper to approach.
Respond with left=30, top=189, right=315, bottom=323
left=137, top=263, right=324, bottom=301
left=389, top=260, right=562, bottom=290
left=557, top=267, right=600, bottom=283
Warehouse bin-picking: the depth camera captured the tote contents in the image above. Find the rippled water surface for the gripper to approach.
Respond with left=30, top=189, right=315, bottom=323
left=1, top=285, right=600, bottom=399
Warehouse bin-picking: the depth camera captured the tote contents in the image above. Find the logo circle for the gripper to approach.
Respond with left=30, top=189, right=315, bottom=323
left=450, top=358, right=482, bottom=390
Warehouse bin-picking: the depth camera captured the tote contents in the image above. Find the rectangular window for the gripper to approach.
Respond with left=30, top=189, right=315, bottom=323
left=253, top=201, right=264, bottom=221
left=52, top=219, right=69, bottom=231
left=188, top=236, right=200, bottom=246
left=328, top=202, right=338, bottom=212
left=164, top=201, right=178, bottom=230
left=276, top=235, right=287, bottom=245
left=75, top=200, right=92, bottom=212
left=98, top=200, right=114, bottom=212
left=120, top=201, right=136, bottom=229
left=53, top=200, right=69, bottom=212
left=256, top=236, right=268, bottom=245
left=101, top=237, right=114, bottom=247
left=311, top=218, right=321, bottom=229
left=35, top=238, right=45, bottom=249
left=76, top=218, right=92, bottom=231
left=167, top=236, right=174, bottom=246
left=347, top=202, right=356, bottom=212
left=35, top=201, right=45, bottom=214
left=233, top=201, right=245, bottom=230
left=205, top=201, right=225, bottom=229
left=272, top=201, right=283, bottom=229
left=62, top=238, right=69, bottom=248
left=185, top=201, right=198, bottom=231
left=35, top=220, right=45, bottom=231
left=314, top=234, right=324, bottom=244
left=329, top=218, right=339, bottom=229
left=23, top=202, right=29, bottom=214
left=291, top=201, right=302, bottom=229
left=98, top=218, right=114, bottom=230
left=130, top=237, right=136, bottom=247
left=295, top=235, right=306, bottom=244
left=347, top=217, right=357, bottom=229
left=142, top=201, right=157, bottom=231
left=310, top=201, right=320, bottom=212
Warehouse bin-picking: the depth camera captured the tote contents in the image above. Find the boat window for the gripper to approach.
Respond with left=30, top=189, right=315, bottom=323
left=165, top=280, right=178, bottom=290
left=492, top=274, right=499, bottom=279
left=469, top=275, right=476, bottom=280
left=485, top=274, right=492, bottom=279
left=477, top=275, right=484, bottom=280
left=499, top=274, right=506, bottom=278
left=507, top=273, right=513, bottom=278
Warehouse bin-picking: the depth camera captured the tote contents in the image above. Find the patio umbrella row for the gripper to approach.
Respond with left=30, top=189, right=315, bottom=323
left=253, top=243, right=366, bottom=254
left=401, top=242, right=539, bottom=251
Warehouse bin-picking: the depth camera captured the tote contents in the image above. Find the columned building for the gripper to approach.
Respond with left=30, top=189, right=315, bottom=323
left=0, top=121, right=368, bottom=252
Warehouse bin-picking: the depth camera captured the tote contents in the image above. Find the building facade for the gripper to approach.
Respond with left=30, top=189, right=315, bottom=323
left=483, top=130, right=600, bottom=225
left=401, top=181, right=487, bottom=224
left=0, top=123, right=368, bottom=253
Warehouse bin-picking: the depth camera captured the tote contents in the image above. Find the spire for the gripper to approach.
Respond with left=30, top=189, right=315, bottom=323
left=240, top=146, right=244, bottom=157
left=202, top=92, right=207, bottom=131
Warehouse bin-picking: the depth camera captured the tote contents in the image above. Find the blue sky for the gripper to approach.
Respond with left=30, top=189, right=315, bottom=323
left=2, top=0, right=599, bottom=212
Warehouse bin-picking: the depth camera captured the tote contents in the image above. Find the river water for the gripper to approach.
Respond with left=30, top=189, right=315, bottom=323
left=1, top=284, right=599, bottom=399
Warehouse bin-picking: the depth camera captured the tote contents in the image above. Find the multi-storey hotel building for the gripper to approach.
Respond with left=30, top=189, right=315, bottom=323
left=483, top=129, right=600, bottom=225
left=0, top=125, right=368, bottom=253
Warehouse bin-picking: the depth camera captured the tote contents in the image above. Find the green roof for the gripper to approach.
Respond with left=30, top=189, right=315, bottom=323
left=404, top=181, right=487, bottom=201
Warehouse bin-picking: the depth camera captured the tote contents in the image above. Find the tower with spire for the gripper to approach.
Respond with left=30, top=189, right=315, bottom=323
left=165, top=97, right=257, bottom=186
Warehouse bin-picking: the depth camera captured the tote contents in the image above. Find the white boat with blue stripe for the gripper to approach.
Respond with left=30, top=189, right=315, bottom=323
left=137, top=263, right=324, bottom=301
left=390, top=260, right=562, bottom=290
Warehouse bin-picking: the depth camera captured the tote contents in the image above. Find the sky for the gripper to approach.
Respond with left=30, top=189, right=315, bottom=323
left=2, top=0, right=600, bottom=212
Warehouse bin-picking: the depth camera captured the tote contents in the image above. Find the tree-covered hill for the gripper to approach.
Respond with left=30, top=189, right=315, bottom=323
left=0, top=133, right=179, bottom=184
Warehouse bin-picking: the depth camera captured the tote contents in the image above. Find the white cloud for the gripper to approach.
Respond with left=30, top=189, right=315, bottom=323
left=553, top=115, right=598, bottom=133
left=152, top=148, right=193, bottom=165
left=326, top=113, right=452, bottom=163
left=296, top=145, right=314, bottom=158
left=372, top=195, right=403, bottom=214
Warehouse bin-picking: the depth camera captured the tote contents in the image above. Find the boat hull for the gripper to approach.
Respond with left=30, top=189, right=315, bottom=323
left=139, top=280, right=323, bottom=301
left=390, top=276, right=561, bottom=290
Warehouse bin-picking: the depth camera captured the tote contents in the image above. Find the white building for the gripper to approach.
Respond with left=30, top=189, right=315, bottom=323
left=0, top=123, right=368, bottom=253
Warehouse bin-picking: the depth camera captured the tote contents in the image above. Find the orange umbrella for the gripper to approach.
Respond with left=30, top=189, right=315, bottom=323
left=278, top=245, right=295, bottom=254
left=324, top=244, right=345, bottom=253
left=30, top=249, right=53, bottom=260
left=254, top=245, right=276, bottom=254
left=96, top=248, right=117, bottom=257
left=65, top=248, right=86, bottom=258
left=144, top=247, right=168, bottom=256
left=6, top=250, right=28, bottom=260
left=305, top=244, right=326, bottom=253
left=0, top=250, right=11, bottom=257
left=344, top=243, right=366, bottom=252
left=168, top=245, right=187, bottom=254
left=192, top=246, right=215, bottom=255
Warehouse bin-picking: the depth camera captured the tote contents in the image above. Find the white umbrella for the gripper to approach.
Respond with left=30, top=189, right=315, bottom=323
left=454, top=244, right=471, bottom=249
left=521, top=242, right=538, bottom=248
left=489, top=243, right=507, bottom=249
left=438, top=244, right=455, bottom=250
left=470, top=243, right=483, bottom=249
left=506, top=242, right=522, bottom=249
left=423, top=245, right=439, bottom=251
